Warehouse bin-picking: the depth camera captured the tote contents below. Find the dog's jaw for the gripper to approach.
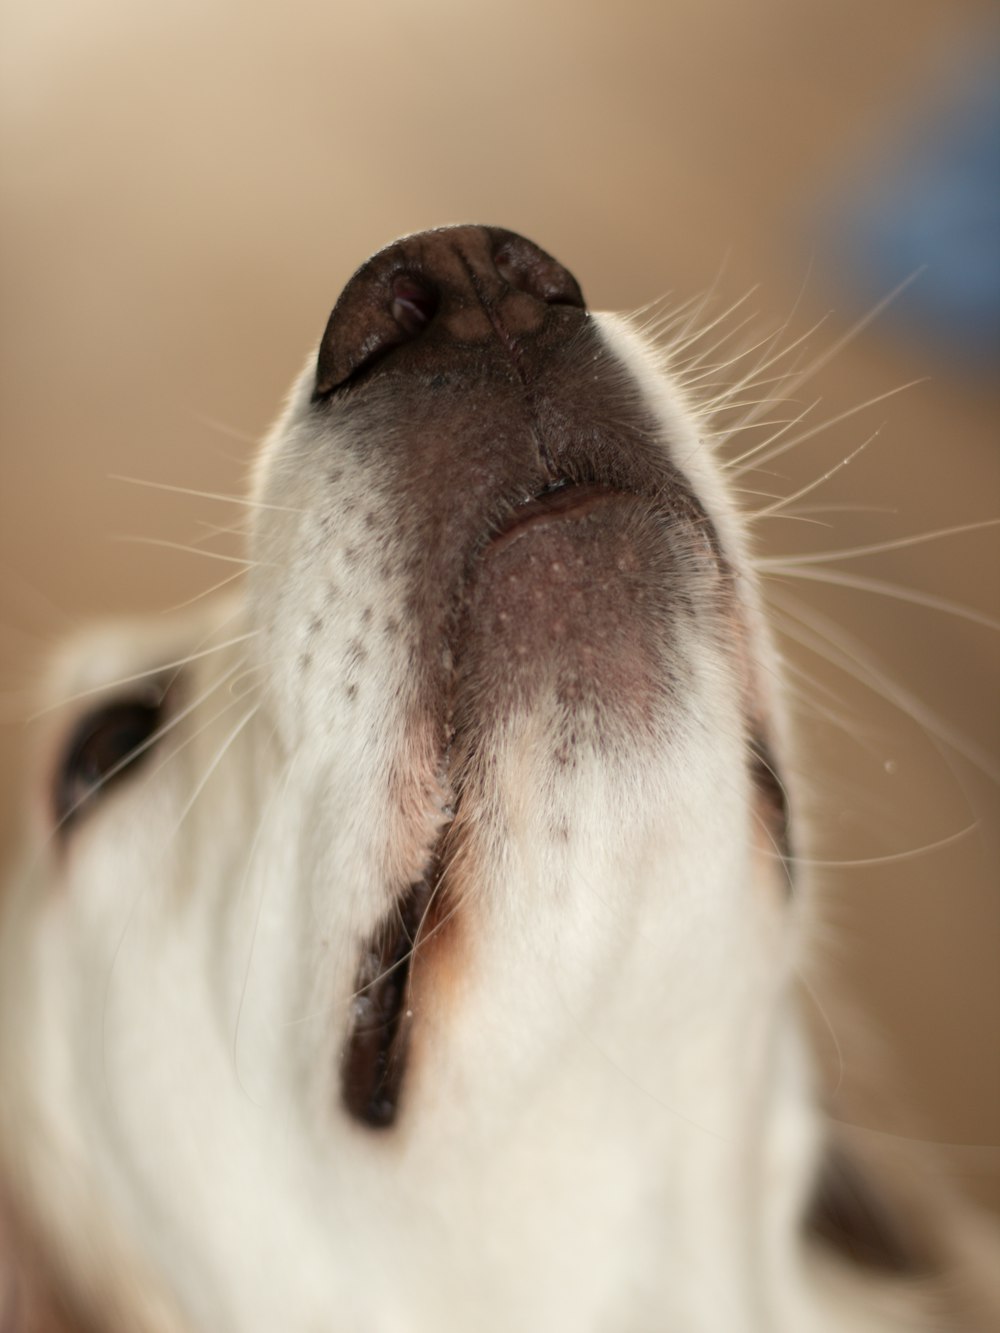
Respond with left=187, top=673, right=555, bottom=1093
left=246, top=231, right=791, bottom=1140
left=247, top=231, right=808, bottom=1322
left=0, top=229, right=919, bottom=1332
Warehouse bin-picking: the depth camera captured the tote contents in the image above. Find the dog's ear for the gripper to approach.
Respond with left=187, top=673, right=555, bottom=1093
left=805, top=1140, right=932, bottom=1275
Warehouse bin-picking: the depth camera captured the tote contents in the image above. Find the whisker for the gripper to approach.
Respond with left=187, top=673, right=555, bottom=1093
left=667, top=285, right=760, bottom=359
left=669, top=314, right=762, bottom=381
left=111, top=473, right=303, bottom=514
left=796, top=971, right=846, bottom=1099
left=751, top=432, right=878, bottom=521
left=661, top=250, right=735, bottom=347
left=624, top=291, right=682, bottom=331
left=770, top=823, right=976, bottom=870
left=773, top=503, right=899, bottom=519
left=191, top=517, right=251, bottom=544
left=733, top=269, right=925, bottom=435
left=45, top=657, right=250, bottom=844
left=706, top=311, right=831, bottom=414
left=720, top=398, right=820, bottom=470
left=696, top=262, right=823, bottom=420
left=732, top=383, right=920, bottom=476
left=779, top=676, right=871, bottom=742
left=767, top=592, right=1000, bottom=781
left=776, top=657, right=887, bottom=754
left=828, top=1120, right=1000, bottom=1158
left=0, top=687, right=37, bottom=724
left=757, top=517, right=1000, bottom=567
left=705, top=415, right=803, bottom=437
left=233, top=746, right=296, bottom=1102
left=110, top=536, right=262, bottom=566
left=31, top=627, right=258, bottom=717
left=171, top=702, right=261, bottom=831
left=163, top=568, right=248, bottom=611
left=191, top=414, right=260, bottom=446
left=763, top=566, right=1000, bottom=631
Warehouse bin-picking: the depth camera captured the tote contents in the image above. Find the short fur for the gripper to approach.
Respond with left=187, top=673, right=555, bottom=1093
left=0, top=227, right=995, bottom=1331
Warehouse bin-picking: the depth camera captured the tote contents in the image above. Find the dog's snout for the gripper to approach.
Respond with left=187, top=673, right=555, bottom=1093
left=313, top=225, right=586, bottom=396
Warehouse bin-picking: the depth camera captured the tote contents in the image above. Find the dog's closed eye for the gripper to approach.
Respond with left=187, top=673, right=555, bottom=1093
left=54, top=690, right=168, bottom=831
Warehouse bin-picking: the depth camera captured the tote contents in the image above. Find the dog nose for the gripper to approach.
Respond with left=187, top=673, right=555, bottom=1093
left=314, top=225, right=586, bottom=396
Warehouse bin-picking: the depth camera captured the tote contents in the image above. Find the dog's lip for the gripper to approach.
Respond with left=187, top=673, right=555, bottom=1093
left=341, top=876, right=434, bottom=1129
left=488, top=480, right=626, bottom=550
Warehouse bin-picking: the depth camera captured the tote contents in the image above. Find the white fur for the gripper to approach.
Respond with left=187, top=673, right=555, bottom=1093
left=0, top=299, right=988, bottom=1331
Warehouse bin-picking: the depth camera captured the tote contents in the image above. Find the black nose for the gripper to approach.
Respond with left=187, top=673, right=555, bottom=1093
left=313, top=225, right=586, bottom=397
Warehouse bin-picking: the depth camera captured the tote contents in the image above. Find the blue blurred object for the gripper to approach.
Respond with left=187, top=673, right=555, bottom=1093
left=831, top=41, right=1000, bottom=370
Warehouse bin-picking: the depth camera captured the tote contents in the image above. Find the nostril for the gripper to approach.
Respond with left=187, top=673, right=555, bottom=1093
left=493, top=240, right=585, bottom=309
left=390, top=275, right=438, bottom=336
left=314, top=274, right=440, bottom=398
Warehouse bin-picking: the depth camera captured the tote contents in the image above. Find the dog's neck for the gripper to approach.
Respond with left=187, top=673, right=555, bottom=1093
left=2, top=630, right=820, bottom=1332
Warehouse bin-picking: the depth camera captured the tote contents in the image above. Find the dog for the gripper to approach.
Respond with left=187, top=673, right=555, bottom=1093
left=0, top=226, right=996, bottom=1331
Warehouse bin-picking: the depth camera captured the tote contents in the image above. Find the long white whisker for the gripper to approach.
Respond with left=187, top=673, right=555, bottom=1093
left=110, top=536, right=261, bottom=566
left=163, top=568, right=248, bottom=611
left=704, top=313, right=832, bottom=418
left=44, top=655, right=250, bottom=853
left=764, top=566, right=1000, bottom=631
left=663, top=251, right=735, bottom=347
left=45, top=658, right=249, bottom=844
left=733, top=383, right=920, bottom=476
left=233, top=745, right=295, bottom=1103
left=703, top=261, right=822, bottom=416
left=828, top=1120, right=1000, bottom=1157
left=774, top=503, right=899, bottom=519
left=796, top=972, right=845, bottom=1098
left=767, top=592, right=1000, bottom=781
left=191, top=414, right=260, bottom=446
left=734, top=269, right=925, bottom=434
left=757, top=517, right=1000, bottom=567
left=191, top=518, right=250, bottom=544
left=625, top=292, right=682, bottom=331
left=720, top=398, right=820, bottom=466
left=111, top=473, right=302, bottom=514
left=670, top=315, right=762, bottom=380
left=32, top=628, right=258, bottom=717
left=171, top=703, right=261, bottom=831
left=667, top=285, right=760, bottom=358
left=751, top=432, right=878, bottom=521
left=774, top=823, right=976, bottom=869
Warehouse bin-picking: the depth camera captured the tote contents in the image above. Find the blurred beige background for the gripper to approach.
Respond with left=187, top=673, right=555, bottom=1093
left=2, top=0, right=998, bottom=1207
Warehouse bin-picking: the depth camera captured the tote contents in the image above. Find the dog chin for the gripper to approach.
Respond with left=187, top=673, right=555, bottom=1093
left=1, top=226, right=984, bottom=1333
